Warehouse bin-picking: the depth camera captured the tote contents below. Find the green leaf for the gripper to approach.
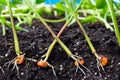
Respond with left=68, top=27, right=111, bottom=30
left=55, top=3, right=70, bottom=12
left=10, top=0, right=23, bottom=8
left=70, top=0, right=77, bottom=10
left=0, top=16, right=28, bottom=32
left=96, top=0, right=106, bottom=9
left=36, top=0, right=44, bottom=4
left=0, top=0, right=6, bottom=5
left=80, top=0, right=95, bottom=9
left=6, top=21, right=29, bottom=32
left=81, top=15, right=96, bottom=23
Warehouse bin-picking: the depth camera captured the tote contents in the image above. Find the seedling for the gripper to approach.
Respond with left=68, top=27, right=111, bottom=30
left=25, top=0, right=91, bottom=76
left=4, top=0, right=25, bottom=75
left=62, top=0, right=108, bottom=72
left=76, top=17, right=108, bottom=69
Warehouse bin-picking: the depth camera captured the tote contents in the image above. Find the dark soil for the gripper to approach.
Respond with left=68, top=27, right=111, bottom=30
left=0, top=17, right=120, bottom=80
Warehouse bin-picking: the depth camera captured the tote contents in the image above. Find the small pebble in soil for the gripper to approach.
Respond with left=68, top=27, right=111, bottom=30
left=59, top=47, right=62, bottom=51
left=20, top=72, right=24, bottom=76
left=107, top=74, right=111, bottom=78
left=111, top=59, right=114, bottom=63
left=59, top=64, right=63, bottom=71
left=5, top=53, right=8, bottom=57
left=104, top=77, right=107, bottom=80
left=94, top=72, right=98, bottom=75
left=74, top=42, right=80, bottom=47
left=118, top=62, right=120, bottom=65
left=73, top=48, right=77, bottom=51
left=5, top=49, right=11, bottom=57
left=110, top=65, right=113, bottom=68
left=32, top=26, right=35, bottom=29
left=75, top=52, right=78, bottom=55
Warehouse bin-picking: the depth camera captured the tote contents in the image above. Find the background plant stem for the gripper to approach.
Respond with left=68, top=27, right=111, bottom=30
left=106, top=0, right=120, bottom=46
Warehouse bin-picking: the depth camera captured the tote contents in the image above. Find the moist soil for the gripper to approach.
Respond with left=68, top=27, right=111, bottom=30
left=0, top=17, right=120, bottom=80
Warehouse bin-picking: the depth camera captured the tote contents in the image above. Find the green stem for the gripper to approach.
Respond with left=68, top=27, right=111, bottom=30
left=75, top=16, right=101, bottom=59
left=1, top=21, right=6, bottom=36
left=106, top=0, right=120, bottom=46
left=25, top=0, right=77, bottom=60
left=6, top=0, right=21, bottom=56
left=63, top=0, right=100, bottom=59
left=43, top=0, right=83, bottom=61
left=44, top=22, right=68, bottom=61
left=43, top=18, right=66, bottom=23
left=1, top=14, right=66, bottom=23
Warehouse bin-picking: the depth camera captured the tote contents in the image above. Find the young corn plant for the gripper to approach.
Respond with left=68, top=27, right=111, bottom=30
left=5, top=0, right=25, bottom=74
left=63, top=0, right=108, bottom=72
left=25, top=0, right=91, bottom=76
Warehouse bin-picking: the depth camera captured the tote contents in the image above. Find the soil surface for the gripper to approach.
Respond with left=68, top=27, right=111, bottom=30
left=0, top=17, right=120, bottom=80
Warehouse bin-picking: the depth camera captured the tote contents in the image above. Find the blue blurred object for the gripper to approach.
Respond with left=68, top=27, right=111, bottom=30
left=10, top=0, right=14, bottom=2
left=10, top=0, right=120, bottom=5
left=45, top=0, right=81, bottom=4
left=114, top=0, right=120, bottom=4
left=45, top=0, right=60, bottom=4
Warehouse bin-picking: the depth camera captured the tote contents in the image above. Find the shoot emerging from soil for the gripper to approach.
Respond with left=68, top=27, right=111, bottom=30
left=5, top=0, right=25, bottom=74
left=76, top=12, right=108, bottom=71
left=63, top=0, right=108, bottom=71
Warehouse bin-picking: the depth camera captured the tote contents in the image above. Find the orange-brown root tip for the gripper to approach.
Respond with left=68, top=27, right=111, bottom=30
left=16, top=55, right=25, bottom=64
left=74, top=59, right=85, bottom=66
left=100, top=55, right=108, bottom=66
left=37, top=61, right=48, bottom=67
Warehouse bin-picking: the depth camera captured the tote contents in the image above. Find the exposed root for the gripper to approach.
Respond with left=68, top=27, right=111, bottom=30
left=26, top=58, right=37, bottom=62
left=26, top=58, right=57, bottom=77
left=72, top=55, right=92, bottom=76
left=4, top=55, right=25, bottom=75
left=74, top=59, right=92, bottom=76
left=0, top=66, right=5, bottom=74
left=4, top=57, right=20, bottom=75
left=96, top=58, right=105, bottom=71
left=75, top=64, right=86, bottom=76
left=47, top=62, right=57, bottom=77
left=37, top=60, right=57, bottom=77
